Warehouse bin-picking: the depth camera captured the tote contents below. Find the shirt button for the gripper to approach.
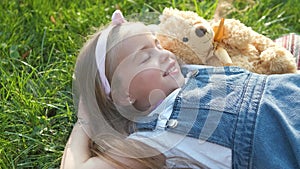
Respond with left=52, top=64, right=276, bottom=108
left=167, top=119, right=178, bottom=128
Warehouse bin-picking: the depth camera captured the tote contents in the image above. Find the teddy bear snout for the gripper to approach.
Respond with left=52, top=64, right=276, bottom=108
left=195, top=26, right=207, bottom=37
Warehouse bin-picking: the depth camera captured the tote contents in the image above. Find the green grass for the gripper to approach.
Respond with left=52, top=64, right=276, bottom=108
left=0, top=0, right=299, bottom=168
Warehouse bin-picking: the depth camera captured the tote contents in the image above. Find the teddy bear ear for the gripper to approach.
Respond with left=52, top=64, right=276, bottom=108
left=160, top=7, right=178, bottom=21
left=160, top=8, right=171, bottom=22
left=162, top=7, right=172, bottom=16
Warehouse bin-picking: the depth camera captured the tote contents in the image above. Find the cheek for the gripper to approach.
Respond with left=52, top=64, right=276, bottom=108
left=129, top=70, right=162, bottom=96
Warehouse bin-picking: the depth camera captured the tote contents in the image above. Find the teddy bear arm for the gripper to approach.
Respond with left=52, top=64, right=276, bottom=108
left=255, top=46, right=297, bottom=74
left=214, top=46, right=233, bottom=65
left=249, top=32, right=297, bottom=73
left=250, top=32, right=277, bottom=52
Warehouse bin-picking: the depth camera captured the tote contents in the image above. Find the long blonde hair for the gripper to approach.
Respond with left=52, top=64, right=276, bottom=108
left=73, top=22, right=166, bottom=168
left=73, top=22, right=209, bottom=169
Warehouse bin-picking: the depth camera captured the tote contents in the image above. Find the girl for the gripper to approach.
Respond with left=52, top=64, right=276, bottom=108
left=61, top=10, right=300, bottom=168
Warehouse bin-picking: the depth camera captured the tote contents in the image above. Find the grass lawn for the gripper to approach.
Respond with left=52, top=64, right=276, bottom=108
left=0, top=0, right=299, bottom=168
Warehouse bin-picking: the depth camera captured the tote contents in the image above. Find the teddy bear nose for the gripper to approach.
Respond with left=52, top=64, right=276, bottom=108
left=195, top=27, right=207, bottom=37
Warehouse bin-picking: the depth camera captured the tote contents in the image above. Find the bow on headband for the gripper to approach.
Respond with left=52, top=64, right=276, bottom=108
left=95, top=10, right=126, bottom=97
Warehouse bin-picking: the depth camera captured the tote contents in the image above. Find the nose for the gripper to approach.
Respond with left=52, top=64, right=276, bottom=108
left=195, top=26, right=207, bottom=37
left=159, top=50, right=171, bottom=63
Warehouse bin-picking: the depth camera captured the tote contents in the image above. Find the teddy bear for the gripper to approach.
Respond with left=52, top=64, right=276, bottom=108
left=157, top=7, right=297, bottom=74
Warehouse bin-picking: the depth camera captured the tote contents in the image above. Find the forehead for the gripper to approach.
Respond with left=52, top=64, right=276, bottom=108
left=114, top=33, right=154, bottom=61
left=120, top=32, right=154, bottom=47
left=118, top=22, right=153, bottom=40
left=111, top=23, right=155, bottom=55
left=106, top=23, right=156, bottom=70
left=107, top=22, right=154, bottom=49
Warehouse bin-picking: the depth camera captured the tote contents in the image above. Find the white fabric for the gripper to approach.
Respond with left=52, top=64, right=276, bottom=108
left=129, top=88, right=232, bottom=168
left=95, top=10, right=127, bottom=96
left=95, top=25, right=114, bottom=95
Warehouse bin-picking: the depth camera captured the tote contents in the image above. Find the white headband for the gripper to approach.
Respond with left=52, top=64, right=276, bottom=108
left=95, top=10, right=126, bottom=97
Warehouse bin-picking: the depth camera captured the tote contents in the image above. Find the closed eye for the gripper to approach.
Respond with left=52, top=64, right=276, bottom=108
left=141, top=55, right=151, bottom=64
left=139, top=52, right=151, bottom=64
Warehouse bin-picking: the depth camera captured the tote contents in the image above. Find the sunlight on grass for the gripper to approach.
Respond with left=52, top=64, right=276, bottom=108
left=1, top=0, right=299, bottom=168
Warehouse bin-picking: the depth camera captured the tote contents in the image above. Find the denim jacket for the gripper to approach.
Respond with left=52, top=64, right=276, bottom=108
left=131, top=66, right=300, bottom=169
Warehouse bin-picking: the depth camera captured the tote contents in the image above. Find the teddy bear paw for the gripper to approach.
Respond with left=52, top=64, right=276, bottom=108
left=256, top=47, right=297, bottom=74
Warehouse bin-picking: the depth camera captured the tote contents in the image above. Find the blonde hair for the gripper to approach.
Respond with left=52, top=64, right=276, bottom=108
left=73, top=22, right=166, bottom=168
left=73, top=22, right=208, bottom=169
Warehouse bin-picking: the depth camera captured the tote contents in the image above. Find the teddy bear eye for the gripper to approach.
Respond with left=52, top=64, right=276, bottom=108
left=195, top=27, right=207, bottom=37
left=182, top=37, right=189, bottom=42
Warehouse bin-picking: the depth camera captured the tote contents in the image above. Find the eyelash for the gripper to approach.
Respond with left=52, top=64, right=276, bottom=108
left=139, top=39, right=162, bottom=64
left=141, top=54, right=151, bottom=64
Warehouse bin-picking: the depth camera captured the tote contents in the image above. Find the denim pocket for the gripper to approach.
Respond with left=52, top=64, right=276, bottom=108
left=179, top=67, right=250, bottom=115
left=169, top=67, right=268, bottom=168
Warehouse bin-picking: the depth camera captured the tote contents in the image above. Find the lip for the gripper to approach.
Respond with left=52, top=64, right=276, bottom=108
left=163, top=60, right=179, bottom=77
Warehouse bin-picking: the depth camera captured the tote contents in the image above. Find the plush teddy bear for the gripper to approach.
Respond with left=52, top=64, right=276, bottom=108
left=157, top=7, right=297, bottom=74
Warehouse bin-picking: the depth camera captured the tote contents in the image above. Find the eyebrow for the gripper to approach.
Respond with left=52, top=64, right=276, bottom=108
left=132, top=47, right=145, bottom=63
left=131, top=35, right=156, bottom=62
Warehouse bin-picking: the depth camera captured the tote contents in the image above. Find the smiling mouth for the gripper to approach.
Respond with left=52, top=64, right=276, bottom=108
left=163, top=63, right=178, bottom=77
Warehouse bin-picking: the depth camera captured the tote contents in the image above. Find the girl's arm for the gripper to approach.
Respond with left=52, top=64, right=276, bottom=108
left=60, top=94, right=112, bottom=169
left=60, top=121, right=159, bottom=169
left=60, top=121, right=115, bottom=169
left=60, top=96, right=154, bottom=169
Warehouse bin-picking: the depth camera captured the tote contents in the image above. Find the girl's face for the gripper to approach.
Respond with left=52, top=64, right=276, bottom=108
left=111, top=24, right=185, bottom=112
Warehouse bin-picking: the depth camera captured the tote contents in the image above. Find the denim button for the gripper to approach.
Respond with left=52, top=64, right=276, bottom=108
left=167, top=119, right=178, bottom=128
left=191, top=70, right=199, bottom=77
left=186, top=70, right=199, bottom=78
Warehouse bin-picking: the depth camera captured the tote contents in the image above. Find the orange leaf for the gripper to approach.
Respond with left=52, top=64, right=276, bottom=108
left=22, top=49, right=31, bottom=59
left=50, top=15, right=56, bottom=24
left=214, top=18, right=225, bottom=42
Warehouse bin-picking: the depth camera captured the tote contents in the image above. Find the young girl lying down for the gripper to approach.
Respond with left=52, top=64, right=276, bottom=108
left=61, top=10, right=300, bottom=169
